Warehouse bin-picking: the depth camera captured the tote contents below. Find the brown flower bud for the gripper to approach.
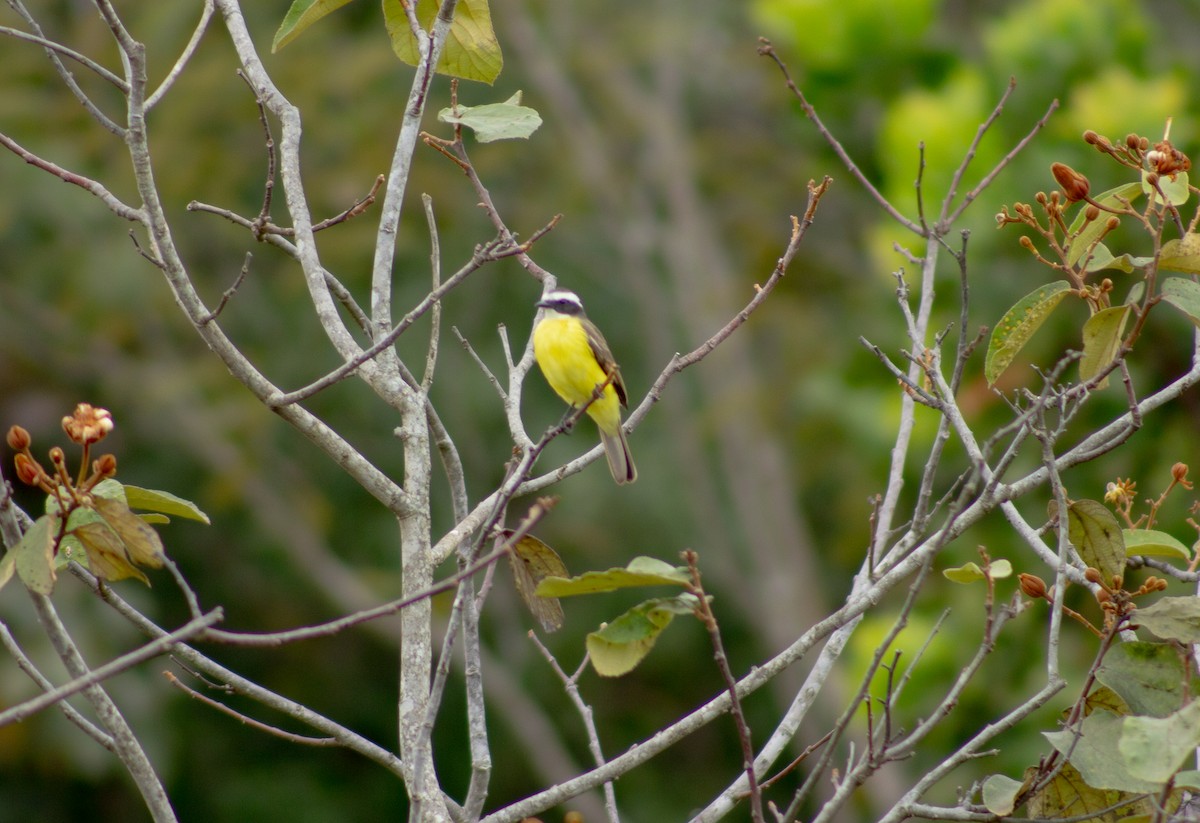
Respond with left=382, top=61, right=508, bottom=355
left=1106, top=216, right=1120, bottom=232
left=1126, top=133, right=1141, bottom=150
left=1084, top=204, right=1100, bottom=223
left=48, top=446, right=65, bottom=465
left=1020, top=235, right=1036, bottom=251
left=93, top=454, right=118, bottom=478
left=6, top=425, right=30, bottom=451
left=1172, top=462, right=1191, bottom=486
left=1095, top=588, right=1112, bottom=605
left=1019, top=573, right=1047, bottom=599
left=1051, top=162, right=1091, bottom=203
left=13, top=453, right=41, bottom=486
left=1083, top=129, right=1100, bottom=145
left=1085, top=567, right=1103, bottom=584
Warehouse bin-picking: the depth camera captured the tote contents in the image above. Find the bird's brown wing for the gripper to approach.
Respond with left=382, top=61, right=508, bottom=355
left=582, top=317, right=628, bottom=408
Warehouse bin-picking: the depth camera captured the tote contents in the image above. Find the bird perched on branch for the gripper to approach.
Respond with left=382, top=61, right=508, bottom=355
left=532, top=289, right=637, bottom=484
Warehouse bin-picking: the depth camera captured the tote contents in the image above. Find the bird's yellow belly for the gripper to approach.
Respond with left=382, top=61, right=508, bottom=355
left=533, top=317, right=621, bottom=431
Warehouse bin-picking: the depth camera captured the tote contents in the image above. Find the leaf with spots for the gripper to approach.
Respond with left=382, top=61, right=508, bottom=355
left=985, top=281, right=1073, bottom=386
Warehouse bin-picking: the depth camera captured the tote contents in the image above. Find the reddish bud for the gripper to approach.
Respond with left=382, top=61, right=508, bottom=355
left=93, top=454, right=117, bottom=478
left=6, top=425, right=30, bottom=451
left=1051, top=162, right=1091, bottom=202
left=13, top=453, right=41, bottom=486
left=1105, top=216, right=1121, bottom=232
left=1095, top=588, right=1112, bottom=605
left=1085, top=567, right=1103, bottom=585
left=1019, top=573, right=1047, bottom=599
left=1085, top=204, right=1100, bottom=223
left=1172, top=462, right=1192, bottom=488
left=48, top=446, right=65, bottom=465
left=1126, top=133, right=1141, bottom=150
left=1151, top=139, right=1191, bottom=176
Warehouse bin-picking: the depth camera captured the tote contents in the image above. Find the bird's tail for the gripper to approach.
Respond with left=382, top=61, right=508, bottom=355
left=600, top=426, right=637, bottom=485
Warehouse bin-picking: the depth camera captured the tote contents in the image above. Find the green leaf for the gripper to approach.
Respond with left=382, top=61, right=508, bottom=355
left=1067, top=182, right=1142, bottom=268
left=1144, top=169, right=1190, bottom=207
left=124, top=485, right=211, bottom=524
left=1045, top=710, right=1161, bottom=793
left=1063, top=499, right=1126, bottom=583
left=1123, top=528, right=1191, bottom=560
left=12, top=514, right=60, bottom=595
left=272, top=0, right=355, bottom=52
left=585, top=595, right=699, bottom=677
left=383, top=0, right=503, bottom=84
left=1175, top=770, right=1200, bottom=791
left=1083, top=243, right=1151, bottom=273
left=1119, top=700, right=1200, bottom=783
left=1134, top=597, right=1200, bottom=643
left=1096, top=641, right=1197, bottom=718
left=981, top=774, right=1026, bottom=816
left=985, top=280, right=1073, bottom=385
left=943, top=558, right=1011, bottom=584
left=1160, top=277, right=1200, bottom=327
left=1079, top=304, right=1130, bottom=388
left=536, top=556, right=691, bottom=597
left=1158, top=233, right=1200, bottom=274
left=438, top=92, right=542, bottom=142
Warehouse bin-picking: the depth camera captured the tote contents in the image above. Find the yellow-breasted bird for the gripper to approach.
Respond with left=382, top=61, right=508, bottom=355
left=532, top=289, right=637, bottom=484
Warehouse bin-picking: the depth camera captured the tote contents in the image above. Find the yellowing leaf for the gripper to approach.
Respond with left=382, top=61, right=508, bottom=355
left=438, top=92, right=542, bottom=142
left=1158, top=233, right=1200, bottom=274
left=1079, top=304, right=1130, bottom=388
left=93, top=496, right=165, bottom=569
left=383, top=0, right=502, bottom=84
left=536, top=556, right=691, bottom=598
left=272, top=0, right=356, bottom=53
left=985, top=281, right=1072, bottom=385
left=506, top=533, right=567, bottom=633
left=74, top=521, right=149, bottom=585
left=586, top=595, right=699, bottom=677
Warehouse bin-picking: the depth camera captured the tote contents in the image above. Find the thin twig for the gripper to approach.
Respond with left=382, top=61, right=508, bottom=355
left=164, top=671, right=339, bottom=746
left=685, top=550, right=764, bottom=823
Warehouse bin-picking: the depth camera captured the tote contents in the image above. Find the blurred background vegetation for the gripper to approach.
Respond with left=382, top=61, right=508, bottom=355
left=3, top=0, right=1200, bottom=820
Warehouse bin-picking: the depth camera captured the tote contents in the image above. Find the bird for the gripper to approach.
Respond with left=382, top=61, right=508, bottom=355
left=532, top=288, right=637, bottom=484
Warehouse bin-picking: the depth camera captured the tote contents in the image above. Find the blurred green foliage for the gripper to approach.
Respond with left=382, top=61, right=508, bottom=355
left=2, top=0, right=1200, bottom=820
